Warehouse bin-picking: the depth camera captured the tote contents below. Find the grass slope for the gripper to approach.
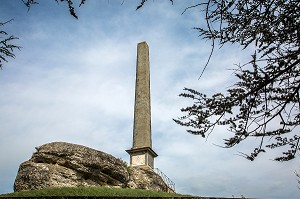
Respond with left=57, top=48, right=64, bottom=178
left=1, top=186, right=188, bottom=197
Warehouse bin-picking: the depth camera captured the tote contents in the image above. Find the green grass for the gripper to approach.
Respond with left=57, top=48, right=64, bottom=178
left=1, top=186, right=189, bottom=197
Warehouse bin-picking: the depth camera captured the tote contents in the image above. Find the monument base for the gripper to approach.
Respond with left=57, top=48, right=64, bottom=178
left=126, top=147, right=158, bottom=169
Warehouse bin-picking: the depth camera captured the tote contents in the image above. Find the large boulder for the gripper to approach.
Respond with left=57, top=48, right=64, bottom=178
left=14, top=142, right=172, bottom=193
left=128, top=167, right=172, bottom=192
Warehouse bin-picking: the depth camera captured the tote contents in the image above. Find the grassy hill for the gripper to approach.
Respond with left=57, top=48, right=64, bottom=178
left=0, top=186, right=189, bottom=197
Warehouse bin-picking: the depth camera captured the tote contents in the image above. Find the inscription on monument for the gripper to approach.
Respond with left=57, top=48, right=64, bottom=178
left=132, top=154, right=146, bottom=166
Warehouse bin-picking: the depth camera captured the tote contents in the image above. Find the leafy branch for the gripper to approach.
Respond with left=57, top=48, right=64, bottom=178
left=175, top=0, right=300, bottom=161
left=0, top=20, right=21, bottom=69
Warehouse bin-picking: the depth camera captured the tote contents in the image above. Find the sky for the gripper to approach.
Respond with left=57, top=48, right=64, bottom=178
left=0, top=0, right=299, bottom=198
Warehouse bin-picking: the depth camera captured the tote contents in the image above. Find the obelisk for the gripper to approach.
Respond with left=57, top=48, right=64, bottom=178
left=126, top=42, right=158, bottom=169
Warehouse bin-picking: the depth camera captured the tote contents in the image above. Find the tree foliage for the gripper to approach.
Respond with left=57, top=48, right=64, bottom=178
left=21, top=0, right=87, bottom=19
left=0, top=20, right=20, bottom=69
left=174, top=0, right=300, bottom=161
left=296, top=167, right=300, bottom=188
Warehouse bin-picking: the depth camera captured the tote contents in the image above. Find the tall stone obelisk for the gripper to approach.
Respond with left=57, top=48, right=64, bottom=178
left=126, top=41, right=158, bottom=169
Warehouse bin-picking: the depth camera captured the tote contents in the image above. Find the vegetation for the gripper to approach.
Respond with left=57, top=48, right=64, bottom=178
left=296, top=165, right=300, bottom=189
left=1, top=186, right=186, bottom=197
left=173, top=0, right=299, bottom=162
left=0, top=20, right=20, bottom=69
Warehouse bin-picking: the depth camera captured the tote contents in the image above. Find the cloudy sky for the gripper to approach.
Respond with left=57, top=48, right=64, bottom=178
left=0, top=0, right=299, bottom=198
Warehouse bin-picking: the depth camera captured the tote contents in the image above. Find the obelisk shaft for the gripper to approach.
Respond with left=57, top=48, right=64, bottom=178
left=132, top=41, right=152, bottom=149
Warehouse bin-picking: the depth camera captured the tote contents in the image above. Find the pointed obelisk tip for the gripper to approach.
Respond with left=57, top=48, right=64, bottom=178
left=138, top=41, right=148, bottom=47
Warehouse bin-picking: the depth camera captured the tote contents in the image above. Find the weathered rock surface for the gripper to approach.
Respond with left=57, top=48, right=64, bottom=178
left=14, top=142, right=172, bottom=193
left=128, top=167, right=171, bottom=192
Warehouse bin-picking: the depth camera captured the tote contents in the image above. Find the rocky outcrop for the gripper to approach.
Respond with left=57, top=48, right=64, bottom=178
left=14, top=142, right=172, bottom=193
left=128, top=167, right=171, bottom=192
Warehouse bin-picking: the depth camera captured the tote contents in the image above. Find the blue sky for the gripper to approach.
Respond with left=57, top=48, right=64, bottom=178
left=0, top=0, right=299, bottom=198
